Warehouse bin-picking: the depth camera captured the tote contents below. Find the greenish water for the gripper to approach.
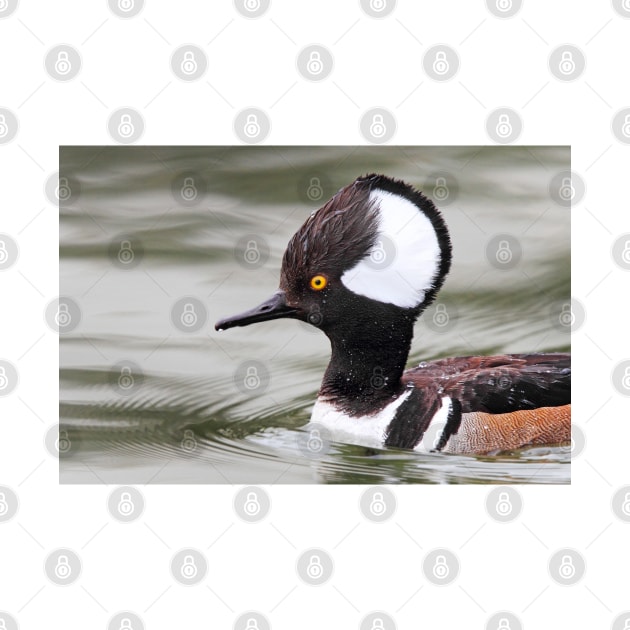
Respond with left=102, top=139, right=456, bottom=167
left=59, top=146, right=570, bottom=484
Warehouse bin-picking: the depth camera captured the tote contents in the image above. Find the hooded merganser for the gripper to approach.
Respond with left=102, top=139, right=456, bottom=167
left=215, top=174, right=570, bottom=454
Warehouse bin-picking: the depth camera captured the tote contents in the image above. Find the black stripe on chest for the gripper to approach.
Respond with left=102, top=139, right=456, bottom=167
left=383, top=387, right=439, bottom=450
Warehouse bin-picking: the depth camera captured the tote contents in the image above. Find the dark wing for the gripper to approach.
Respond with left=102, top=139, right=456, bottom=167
left=402, top=353, right=570, bottom=414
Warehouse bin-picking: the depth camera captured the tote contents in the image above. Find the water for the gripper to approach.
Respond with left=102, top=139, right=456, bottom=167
left=59, top=146, right=570, bottom=484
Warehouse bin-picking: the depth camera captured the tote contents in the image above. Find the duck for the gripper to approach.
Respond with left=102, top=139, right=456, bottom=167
left=215, top=174, right=571, bottom=454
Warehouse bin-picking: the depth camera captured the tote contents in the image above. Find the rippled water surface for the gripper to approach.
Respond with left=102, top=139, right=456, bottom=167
left=60, top=146, right=570, bottom=484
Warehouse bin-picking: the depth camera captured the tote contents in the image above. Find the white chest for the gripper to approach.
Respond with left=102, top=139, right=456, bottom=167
left=309, top=391, right=411, bottom=449
left=309, top=392, right=453, bottom=452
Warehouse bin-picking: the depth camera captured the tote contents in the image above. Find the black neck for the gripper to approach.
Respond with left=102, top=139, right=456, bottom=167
left=319, top=305, right=416, bottom=416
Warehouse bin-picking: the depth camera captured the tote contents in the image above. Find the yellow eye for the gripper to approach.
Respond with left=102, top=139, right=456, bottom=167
left=310, top=275, right=328, bottom=291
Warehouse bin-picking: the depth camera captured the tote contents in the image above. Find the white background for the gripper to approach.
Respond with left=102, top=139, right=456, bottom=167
left=1, top=0, right=629, bottom=628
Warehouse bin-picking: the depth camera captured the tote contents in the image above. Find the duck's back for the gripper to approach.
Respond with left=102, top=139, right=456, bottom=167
left=403, top=353, right=571, bottom=453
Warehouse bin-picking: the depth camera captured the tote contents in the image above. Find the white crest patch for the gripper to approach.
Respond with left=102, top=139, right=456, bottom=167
left=340, top=189, right=442, bottom=308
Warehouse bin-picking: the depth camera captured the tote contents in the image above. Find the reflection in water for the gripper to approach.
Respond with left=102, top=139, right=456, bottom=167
left=60, top=146, right=570, bottom=484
